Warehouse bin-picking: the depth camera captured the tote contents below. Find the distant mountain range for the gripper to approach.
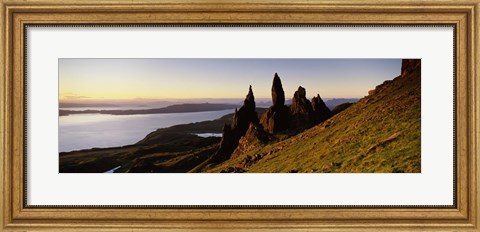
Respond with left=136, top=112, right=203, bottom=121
left=59, top=99, right=358, bottom=116
left=59, top=103, right=240, bottom=116
left=324, top=98, right=359, bottom=109
left=60, top=103, right=120, bottom=108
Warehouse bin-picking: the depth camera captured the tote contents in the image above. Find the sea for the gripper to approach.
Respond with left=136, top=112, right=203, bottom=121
left=59, top=109, right=234, bottom=153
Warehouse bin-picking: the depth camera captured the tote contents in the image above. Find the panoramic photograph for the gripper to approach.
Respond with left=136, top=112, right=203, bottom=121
left=59, top=58, right=421, bottom=173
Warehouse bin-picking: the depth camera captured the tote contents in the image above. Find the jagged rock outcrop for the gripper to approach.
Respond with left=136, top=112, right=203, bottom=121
left=260, top=106, right=290, bottom=133
left=213, top=124, right=235, bottom=162
left=368, top=79, right=393, bottom=96
left=401, top=59, right=421, bottom=78
left=260, top=73, right=291, bottom=133
left=364, top=58, right=421, bottom=105
left=289, top=87, right=332, bottom=129
left=289, top=86, right=314, bottom=129
left=231, top=122, right=271, bottom=159
left=244, top=123, right=270, bottom=144
left=213, top=86, right=258, bottom=162
left=311, top=94, right=332, bottom=123
left=368, top=59, right=421, bottom=97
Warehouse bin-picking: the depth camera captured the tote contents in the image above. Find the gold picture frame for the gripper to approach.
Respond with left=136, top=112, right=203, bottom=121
left=1, top=0, right=479, bottom=230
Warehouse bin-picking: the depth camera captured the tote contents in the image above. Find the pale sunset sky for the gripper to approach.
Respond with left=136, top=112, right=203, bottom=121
left=59, top=58, right=402, bottom=102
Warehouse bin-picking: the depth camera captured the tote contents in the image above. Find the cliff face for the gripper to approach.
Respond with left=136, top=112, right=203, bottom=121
left=260, top=73, right=291, bottom=133
left=401, top=59, right=421, bottom=78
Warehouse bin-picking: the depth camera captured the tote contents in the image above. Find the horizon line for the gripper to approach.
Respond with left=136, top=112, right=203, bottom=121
left=59, top=96, right=364, bottom=102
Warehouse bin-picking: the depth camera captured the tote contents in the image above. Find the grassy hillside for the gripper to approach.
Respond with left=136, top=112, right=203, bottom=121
left=206, top=69, right=421, bottom=173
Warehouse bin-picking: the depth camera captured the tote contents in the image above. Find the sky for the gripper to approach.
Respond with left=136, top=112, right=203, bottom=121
left=59, top=58, right=402, bottom=102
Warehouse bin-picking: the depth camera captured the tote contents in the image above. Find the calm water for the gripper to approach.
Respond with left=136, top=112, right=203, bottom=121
left=59, top=104, right=172, bottom=111
left=195, top=133, right=223, bottom=138
left=59, top=109, right=234, bottom=152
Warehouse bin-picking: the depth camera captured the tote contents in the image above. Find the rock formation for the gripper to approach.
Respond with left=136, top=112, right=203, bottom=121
left=260, top=73, right=291, bottom=133
left=311, top=94, right=332, bottom=123
left=401, top=59, right=421, bottom=78
left=214, top=73, right=336, bottom=164
left=214, top=124, right=235, bottom=161
left=368, top=59, right=421, bottom=98
left=213, top=86, right=259, bottom=162
left=289, top=86, right=314, bottom=129
left=289, top=87, right=332, bottom=129
left=271, top=73, right=285, bottom=106
left=231, top=122, right=270, bottom=159
left=231, top=86, right=258, bottom=139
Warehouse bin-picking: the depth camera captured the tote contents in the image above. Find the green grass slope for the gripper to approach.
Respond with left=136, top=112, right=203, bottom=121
left=207, top=69, right=421, bottom=173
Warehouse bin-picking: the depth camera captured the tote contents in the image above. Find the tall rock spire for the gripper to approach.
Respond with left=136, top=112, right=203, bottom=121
left=260, top=73, right=291, bottom=133
left=272, top=73, right=285, bottom=107
left=244, top=85, right=256, bottom=110
left=214, top=85, right=259, bottom=162
left=232, top=85, right=258, bottom=135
